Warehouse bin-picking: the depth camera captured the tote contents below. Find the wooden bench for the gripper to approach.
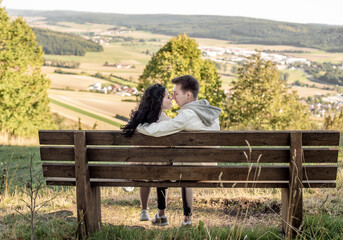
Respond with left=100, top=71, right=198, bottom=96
left=39, top=130, right=340, bottom=239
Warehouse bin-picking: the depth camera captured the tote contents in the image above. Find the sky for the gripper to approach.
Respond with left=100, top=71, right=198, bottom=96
left=2, top=0, right=343, bottom=26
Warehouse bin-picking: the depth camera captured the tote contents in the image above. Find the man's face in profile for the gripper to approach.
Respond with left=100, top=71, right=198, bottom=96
left=172, top=84, right=191, bottom=107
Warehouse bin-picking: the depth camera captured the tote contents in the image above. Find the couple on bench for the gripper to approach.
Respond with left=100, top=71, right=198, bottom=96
left=121, top=75, right=221, bottom=226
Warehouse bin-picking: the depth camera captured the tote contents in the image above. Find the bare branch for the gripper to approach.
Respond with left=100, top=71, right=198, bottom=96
left=20, top=198, right=32, bottom=209
left=14, top=208, right=31, bottom=222
left=36, top=194, right=59, bottom=212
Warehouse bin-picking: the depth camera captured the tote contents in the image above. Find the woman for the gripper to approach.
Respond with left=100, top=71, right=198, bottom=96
left=121, top=83, right=172, bottom=226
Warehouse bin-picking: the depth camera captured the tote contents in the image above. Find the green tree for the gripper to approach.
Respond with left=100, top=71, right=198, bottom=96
left=324, top=109, right=343, bottom=131
left=222, top=53, right=311, bottom=130
left=0, top=4, right=56, bottom=136
left=138, top=34, right=225, bottom=109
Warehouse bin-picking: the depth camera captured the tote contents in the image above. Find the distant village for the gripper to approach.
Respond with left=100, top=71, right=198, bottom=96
left=308, top=95, right=343, bottom=117
left=88, top=82, right=138, bottom=96
left=199, top=46, right=310, bottom=70
left=88, top=45, right=343, bottom=118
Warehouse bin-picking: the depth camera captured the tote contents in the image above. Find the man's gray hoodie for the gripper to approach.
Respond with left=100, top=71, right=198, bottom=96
left=181, top=99, right=222, bottom=126
left=137, top=99, right=221, bottom=137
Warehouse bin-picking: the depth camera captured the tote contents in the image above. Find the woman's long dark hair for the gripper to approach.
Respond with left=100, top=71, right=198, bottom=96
left=121, top=83, right=166, bottom=137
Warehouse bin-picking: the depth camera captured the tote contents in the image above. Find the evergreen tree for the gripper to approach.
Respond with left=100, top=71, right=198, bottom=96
left=0, top=4, right=56, bottom=136
left=222, top=53, right=311, bottom=130
left=138, top=34, right=225, bottom=109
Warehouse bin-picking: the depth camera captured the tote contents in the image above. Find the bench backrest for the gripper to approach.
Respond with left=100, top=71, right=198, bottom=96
left=39, top=130, right=340, bottom=188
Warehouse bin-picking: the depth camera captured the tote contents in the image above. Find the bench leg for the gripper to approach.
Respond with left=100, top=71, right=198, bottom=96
left=281, top=187, right=303, bottom=239
left=281, top=132, right=303, bottom=239
left=92, top=186, right=102, bottom=228
left=74, top=131, right=101, bottom=238
left=76, top=186, right=101, bottom=239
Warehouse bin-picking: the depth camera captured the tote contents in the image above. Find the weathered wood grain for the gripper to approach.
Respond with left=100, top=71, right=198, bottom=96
left=39, top=130, right=340, bottom=146
left=40, top=146, right=338, bottom=163
left=42, top=163, right=337, bottom=181
left=45, top=178, right=336, bottom=188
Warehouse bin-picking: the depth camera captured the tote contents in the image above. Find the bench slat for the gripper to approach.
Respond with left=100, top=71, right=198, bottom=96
left=39, top=130, right=340, bottom=146
left=45, top=178, right=336, bottom=188
left=42, top=163, right=337, bottom=181
left=40, top=146, right=338, bottom=164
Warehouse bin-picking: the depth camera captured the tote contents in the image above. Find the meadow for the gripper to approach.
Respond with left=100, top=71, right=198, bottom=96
left=0, top=144, right=342, bottom=239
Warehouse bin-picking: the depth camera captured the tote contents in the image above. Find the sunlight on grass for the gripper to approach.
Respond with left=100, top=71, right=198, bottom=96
left=0, top=145, right=342, bottom=239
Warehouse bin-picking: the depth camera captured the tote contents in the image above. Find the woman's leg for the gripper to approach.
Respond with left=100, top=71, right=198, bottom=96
left=157, top=187, right=168, bottom=216
left=140, top=187, right=151, bottom=210
left=182, top=187, right=193, bottom=222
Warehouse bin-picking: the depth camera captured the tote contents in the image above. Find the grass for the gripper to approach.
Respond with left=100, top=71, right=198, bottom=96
left=0, top=143, right=342, bottom=239
left=295, top=50, right=343, bottom=64
left=108, top=74, right=137, bottom=87
left=43, top=42, right=155, bottom=66
left=282, top=69, right=311, bottom=83
left=49, top=98, right=122, bottom=128
left=43, top=42, right=152, bottom=82
left=89, top=223, right=282, bottom=240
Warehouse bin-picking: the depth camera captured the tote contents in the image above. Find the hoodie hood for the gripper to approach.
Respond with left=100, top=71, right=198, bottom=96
left=181, top=99, right=222, bottom=126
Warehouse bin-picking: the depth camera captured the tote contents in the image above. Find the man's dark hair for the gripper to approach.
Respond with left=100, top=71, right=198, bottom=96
left=171, top=75, right=199, bottom=99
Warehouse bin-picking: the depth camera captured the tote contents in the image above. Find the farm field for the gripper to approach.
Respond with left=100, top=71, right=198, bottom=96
left=48, top=89, right=137, bottom=119
left=48, top=73, right=110, bottom=91
left=50, top=101, right=121, bottom=130
left=35, top=22, right=343, bottom=128
left=30, top=21, right=116, bottom=33
left=43, top=43, right=151, bottom=81
left=292, top=86, right=335, bottom=97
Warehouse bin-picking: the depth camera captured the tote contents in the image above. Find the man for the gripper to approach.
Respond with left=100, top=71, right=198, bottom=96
left=137, top=75, right=221, bottom=226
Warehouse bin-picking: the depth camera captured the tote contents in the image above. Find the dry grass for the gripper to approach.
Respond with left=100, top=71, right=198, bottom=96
left=0, top=144, right=342, bottom=239
left=291, top=86, right=336, bottom=98
left=0, top=132, right=38, bottom=146
left=48, top=73, right=110, bottom=91
left=29, top=21, right=116, bottom=33
left=1, top=182, right=341, bottom=237
left=48, top=89, right=137, bottom=118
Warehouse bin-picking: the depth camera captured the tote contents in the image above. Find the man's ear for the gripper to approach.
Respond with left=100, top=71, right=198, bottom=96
left=186, top=91, right=193, bottom=99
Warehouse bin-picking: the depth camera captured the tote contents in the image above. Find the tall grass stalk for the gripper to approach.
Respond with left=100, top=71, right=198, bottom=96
left=0, top=145, right=342, bottom=239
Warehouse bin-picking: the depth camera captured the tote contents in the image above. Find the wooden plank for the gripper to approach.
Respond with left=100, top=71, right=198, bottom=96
left=42, top=163, right=337, bottom=181
left=45, top=178, right=336, bottom=188
left=303, top=148, right=338, bottom=163
left=87, top=147, right=289, bottom=163
left=86, top=131, right=292, bottom=146
left=40, top=146, right=338, bottom=164
left=39, top=130, right=340, bottom=146
left=39, top=130, right=74, bottom=145
left=40, top=130, right=289, bottom=146
left=302, top=131, right=340, bottom=146
left=74, top=131, right=98, bottom=237
left=40, top=146, right=74, bottom=161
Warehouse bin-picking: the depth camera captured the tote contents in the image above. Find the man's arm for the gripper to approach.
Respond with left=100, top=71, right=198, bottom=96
left=137, top=111, right=189, bottom=137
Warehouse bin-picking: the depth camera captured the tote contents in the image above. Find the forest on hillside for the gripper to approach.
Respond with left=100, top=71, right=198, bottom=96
left=33, top=28, right=103, bottom=56
left=9, top=9, right=343, bottom=52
